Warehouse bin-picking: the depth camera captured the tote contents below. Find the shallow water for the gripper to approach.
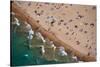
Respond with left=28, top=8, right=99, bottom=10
left=11, top=22, right=76, bottom=66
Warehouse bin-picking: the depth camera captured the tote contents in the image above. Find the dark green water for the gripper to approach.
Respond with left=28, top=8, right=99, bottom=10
left=11, top=23, right=76, bottom=66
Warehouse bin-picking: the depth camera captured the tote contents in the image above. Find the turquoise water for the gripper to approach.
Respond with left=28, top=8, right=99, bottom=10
left=11, top=23, right=76, bottom=66
left=11, top=25, right=61, bottom=66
